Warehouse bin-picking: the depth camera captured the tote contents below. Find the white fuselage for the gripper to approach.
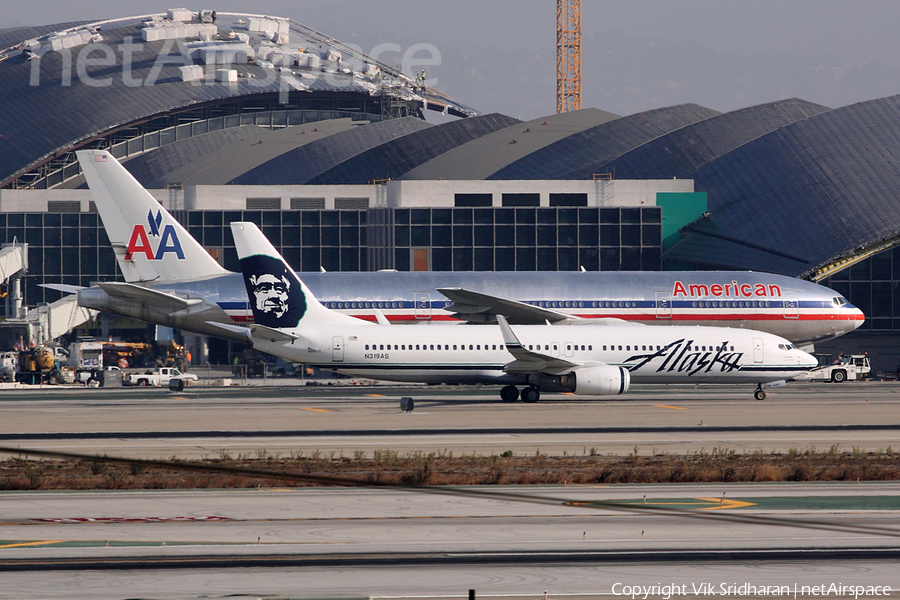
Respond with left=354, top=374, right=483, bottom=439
left=253, top=322, right=816, bottom=388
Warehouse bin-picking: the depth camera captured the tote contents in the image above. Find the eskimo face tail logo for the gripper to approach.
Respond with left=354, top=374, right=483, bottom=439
left=239, top=254, right=307, bottom=328
left=124, top=209, right=185, bottom=261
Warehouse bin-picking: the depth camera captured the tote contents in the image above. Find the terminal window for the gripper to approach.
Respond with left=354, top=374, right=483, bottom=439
left=454, top=193, right=492, bottom=207
left=501, top=193, right=540, bottom=207
left=549, top=193, right=587, bottom=207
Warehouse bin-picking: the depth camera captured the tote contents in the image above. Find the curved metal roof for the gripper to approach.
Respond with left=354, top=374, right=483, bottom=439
left=664, top=94, right=900, bottom=277
left=231, top=116, right=432, bottom=185
left=0, top=22, right=91, bottom=48
left=121, top=119, right=361, bottom=187
left=399, top=108, right=619, bottom=181
left=488, top=104, right=721, bottom=180
left=594, top=98, right=830, bottom=180
left=0, top=13, right=477, bottom=188
left=308, top=113, right=521, bottom=185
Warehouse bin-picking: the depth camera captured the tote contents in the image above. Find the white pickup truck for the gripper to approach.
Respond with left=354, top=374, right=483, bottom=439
left=124, top=367, right=198, bottom=387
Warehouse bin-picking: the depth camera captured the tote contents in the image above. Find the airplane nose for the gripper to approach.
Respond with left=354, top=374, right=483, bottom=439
left=799, top=349, right=818, bottom=369
left=834, top=306, right=866, bottom=336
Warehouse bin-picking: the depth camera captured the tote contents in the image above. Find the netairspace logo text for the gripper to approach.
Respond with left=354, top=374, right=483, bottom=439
left=612, top=583, right=892, bottom=599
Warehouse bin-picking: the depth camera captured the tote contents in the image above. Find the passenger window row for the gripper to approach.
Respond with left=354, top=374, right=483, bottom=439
left=600, top=344, right=736, bottom=352
left=362, top=343, right=737, bottom=352
left=365, top=344, right=505, bottom=351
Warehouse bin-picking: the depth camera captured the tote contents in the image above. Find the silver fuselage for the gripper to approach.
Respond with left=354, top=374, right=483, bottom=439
left=77, top=270, right=863, bottom=345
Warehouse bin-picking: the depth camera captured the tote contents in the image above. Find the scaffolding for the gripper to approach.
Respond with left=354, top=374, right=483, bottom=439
left=381, top=84, right=411, bottom=120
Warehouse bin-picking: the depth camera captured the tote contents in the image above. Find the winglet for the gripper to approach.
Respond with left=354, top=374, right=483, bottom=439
left=497, top=314, right=522, bottom=349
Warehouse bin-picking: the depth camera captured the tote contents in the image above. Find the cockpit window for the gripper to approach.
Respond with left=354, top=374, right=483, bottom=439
left=833, top=296, right=848, bottom=306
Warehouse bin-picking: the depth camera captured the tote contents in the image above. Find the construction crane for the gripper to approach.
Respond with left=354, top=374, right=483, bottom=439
left=556, top=0, right=582, bottom=113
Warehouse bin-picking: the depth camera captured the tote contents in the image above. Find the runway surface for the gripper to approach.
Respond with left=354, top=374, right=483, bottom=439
left=0, top=483, right=899, bottom=598
left=0, top=382, right=898, bottom=457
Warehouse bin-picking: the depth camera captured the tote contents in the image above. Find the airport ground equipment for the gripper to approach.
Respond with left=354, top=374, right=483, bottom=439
left=795, top=353, right=872, bottom=383
left=14, top=346, right=60, bottom=385
left=124, top=367, right=197, bottom=387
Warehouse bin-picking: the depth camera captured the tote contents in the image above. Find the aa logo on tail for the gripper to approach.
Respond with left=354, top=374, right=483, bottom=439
left=124, top=209, right=185, bottom=261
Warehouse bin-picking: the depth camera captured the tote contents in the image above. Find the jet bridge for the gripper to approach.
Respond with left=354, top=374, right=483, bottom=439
left=0, top=242, right=96, bottom=349
left=0, top=242, right=27, bottom=319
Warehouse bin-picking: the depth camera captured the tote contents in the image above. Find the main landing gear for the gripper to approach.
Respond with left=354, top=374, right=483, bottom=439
left=500, top=385, right=540, bottom=403
left=754, top=386, right=767, bottom=401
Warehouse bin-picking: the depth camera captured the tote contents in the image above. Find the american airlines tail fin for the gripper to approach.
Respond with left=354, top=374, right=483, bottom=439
left=76, top=150, right=228, bottom=283
left=230, top=222, right=365, bottom=329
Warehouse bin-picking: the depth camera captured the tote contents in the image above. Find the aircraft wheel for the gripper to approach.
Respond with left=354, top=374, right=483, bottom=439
left=522, top=386, right=540, bottom=403
left=500, top=385, right=519, bottom=402
left=754, top=388, right=766, bottom=401
left=831, top=369, right=846, bottom=383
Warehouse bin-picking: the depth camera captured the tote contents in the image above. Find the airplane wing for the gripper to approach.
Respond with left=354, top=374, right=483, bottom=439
left=437, top=287, right=580, bottom=324
left=96, top=282, right=203, bottom=312
left=207, top=321, right=299, bottom=343
left=497, top=314, right=580, bottom=375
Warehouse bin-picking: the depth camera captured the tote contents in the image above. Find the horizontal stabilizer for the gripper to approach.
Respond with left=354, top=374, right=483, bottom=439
left=438, top=287, right=580, bottom=324
left=97, top=282, right=203, bottom=311
left=207, top=321, right=299, bottom=344
left=41, top=283, right=86, bottom=294
left=497, top=314, right=580, bottom=375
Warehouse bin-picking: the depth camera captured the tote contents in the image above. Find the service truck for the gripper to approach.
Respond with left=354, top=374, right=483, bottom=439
left=794, top=353, right=871, bottom=383
left=68, top=339, right=104, bottom=382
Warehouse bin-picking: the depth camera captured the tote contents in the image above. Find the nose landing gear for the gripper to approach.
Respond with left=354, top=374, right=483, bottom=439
left=754, top=387, right=766, bottom=401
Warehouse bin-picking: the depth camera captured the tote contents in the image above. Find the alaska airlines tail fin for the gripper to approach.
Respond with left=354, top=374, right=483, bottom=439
left=76, top=150, right=228, bottom=283
left=230, top=222, right=365, bottom=329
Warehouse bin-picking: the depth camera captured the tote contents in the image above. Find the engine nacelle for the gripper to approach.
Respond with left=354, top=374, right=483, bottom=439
left=560, top=365, right=630, bottom=396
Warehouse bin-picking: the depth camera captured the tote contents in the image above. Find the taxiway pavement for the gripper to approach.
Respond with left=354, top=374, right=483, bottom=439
left=0, top=382, right=898, bottom=457
left=0, top=483, right=898, bottom=598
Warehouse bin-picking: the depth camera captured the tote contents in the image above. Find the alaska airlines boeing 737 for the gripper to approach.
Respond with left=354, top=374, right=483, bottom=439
left=56, top=150, right=864, bottom=347
left=214, top=222, right=817, bottom=401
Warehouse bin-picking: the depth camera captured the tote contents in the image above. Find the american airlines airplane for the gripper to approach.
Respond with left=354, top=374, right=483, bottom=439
left=57, top=150, right=864, bottom=347
left=215, top=222, right=818, bottom=401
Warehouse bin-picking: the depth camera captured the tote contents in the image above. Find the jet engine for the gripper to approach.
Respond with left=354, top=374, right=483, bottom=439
left=560, top=365, right=630, bottom=396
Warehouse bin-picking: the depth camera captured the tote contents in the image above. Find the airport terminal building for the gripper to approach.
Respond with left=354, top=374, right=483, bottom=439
left=3, top=9, right=900, bottom=365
